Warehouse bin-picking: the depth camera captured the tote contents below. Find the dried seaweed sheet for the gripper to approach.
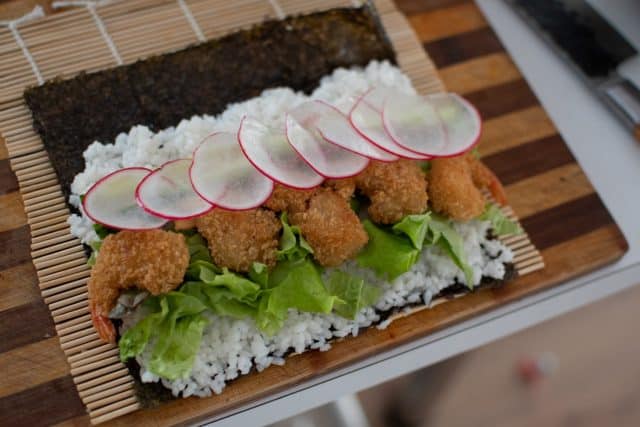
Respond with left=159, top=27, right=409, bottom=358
left=24, top=6, right=395, bottom=202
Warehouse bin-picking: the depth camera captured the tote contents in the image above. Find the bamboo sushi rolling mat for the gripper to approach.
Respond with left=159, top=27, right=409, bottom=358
left=0, top=0, right=628, bottom=425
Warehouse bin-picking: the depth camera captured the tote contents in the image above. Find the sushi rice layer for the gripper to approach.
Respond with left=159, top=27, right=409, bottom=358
left=66, top=60, right=513, bottom=397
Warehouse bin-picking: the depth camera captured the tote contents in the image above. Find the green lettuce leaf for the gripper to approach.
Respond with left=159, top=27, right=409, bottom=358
left=361, top=213, right=475, bottom=287
left=257, top=258, right=337, bottom=335
left=479, top=203, right=522, bottom=236
left=121, top=292, right=208, bottom=380
left=426, top=215, right=474, bottom=287
left=255, top=295, right=287, bottom=336
left=186, top=259, right=222, bottom=280
left=148, top=313, right=207, bottom=380
left=419, top=160, right=432, bottom=173
left=118, top=291, right=208, bottom=372
left=392, top=213, right=431, bottom=250
left=269, top=259, right=336, bottom=312
left=356, top=220, right=420, bottom=280
left=276, top=212, right=313, bottom=261
left=248, top=262, right=269, bottom=288
left=326, top=271, right=380, bottom=319
left=184, top=232, right=213, bottom=263
left=202, top=268, right=262, bottom=300
left=86, top=224, right=110, bottom=266
left=119, top=297, right=168, bottom=362
left=86, top=240, right=102, bottom=266
left=93, top=223, right=117, bottom=240
left=181, top=281, right=258, bottom=319
left=181, top=263, right=262, bottom=320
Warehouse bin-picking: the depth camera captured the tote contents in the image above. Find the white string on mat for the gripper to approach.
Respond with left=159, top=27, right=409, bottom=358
left=267, top=0, right=285, bottom=20
left=177, top=0, right=206, bottom=43
left=52, top=0, right=123, bottom=66
left=0, top=6, right=45, bottom=85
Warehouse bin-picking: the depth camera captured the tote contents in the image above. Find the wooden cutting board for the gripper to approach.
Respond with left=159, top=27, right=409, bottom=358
left=0, top=0, right=627, bottom=426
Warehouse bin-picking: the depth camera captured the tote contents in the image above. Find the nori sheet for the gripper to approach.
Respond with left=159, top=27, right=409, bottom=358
left=23, top=5, right=395, bottom=204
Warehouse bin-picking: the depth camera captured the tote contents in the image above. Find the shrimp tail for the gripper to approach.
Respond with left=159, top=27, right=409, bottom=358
left=468, top=156, right=508, bottom=205
left=484, top=166, right=508, bottom=205
left=90, top=300, right=116, bottom=343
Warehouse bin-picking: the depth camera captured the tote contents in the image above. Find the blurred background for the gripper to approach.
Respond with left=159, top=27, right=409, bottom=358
left=271, top=284, right=640, bottom=427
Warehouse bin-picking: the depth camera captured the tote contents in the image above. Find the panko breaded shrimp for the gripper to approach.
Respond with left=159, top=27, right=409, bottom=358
left=355, top=159, right=428, bottom=224
left=88, top=230, right=189, bottom=343
left=324, top=177, right=356, bottom=200
left=290, top=188, right=368, bottom=267
left=196, top=208, right=281, bottom=272
left=264, top=178, right=356, bottom=214
left=466, top=155, right=507, bottom=205
left=428, top=154, right=507, bottom=221
left=429, top=155, right=484, bottom=221
left=263, top=184, right=316, bottom=213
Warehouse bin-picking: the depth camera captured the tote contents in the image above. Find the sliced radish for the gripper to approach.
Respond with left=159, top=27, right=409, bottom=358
left=135, top=159, right=213, bottom=220
left=286, top=105, right=369, bottom=178
left=382, top=91, right=447, bottom=156
left=238, top=116, right=323, bottom=189
left=190, top=132, right=274, bottom=210
left=82, top=167, right=168, bottom=230
left=310, top=100, right=398, bottom=162
left=332, top=94, right=360, bottom=115
left=350, top=88, right=430, bottom=160
left=426, top=93, right=482, bottom=157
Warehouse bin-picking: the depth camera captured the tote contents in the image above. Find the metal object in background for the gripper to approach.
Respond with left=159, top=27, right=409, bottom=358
left=506, top=0, right=640, bottom=141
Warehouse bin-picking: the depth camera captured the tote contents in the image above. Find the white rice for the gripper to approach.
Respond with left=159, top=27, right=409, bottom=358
left=68, top=60, right=514, bottom=397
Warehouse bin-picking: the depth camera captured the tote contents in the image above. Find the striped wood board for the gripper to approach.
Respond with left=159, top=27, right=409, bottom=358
left=0, top=0, right=627, bottom=426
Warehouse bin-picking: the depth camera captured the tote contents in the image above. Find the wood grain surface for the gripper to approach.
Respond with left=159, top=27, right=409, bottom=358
left=0, top=0, right=628, bottom=426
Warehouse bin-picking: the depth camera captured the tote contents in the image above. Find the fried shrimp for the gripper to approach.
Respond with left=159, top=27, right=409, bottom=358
left=264, top=180, right=364, bottom=266
left=88, top=230, right=189, bottom=343
left=196, top=208, right=281, bottom=272
left=466, top=155, right=507, bottom=205
left=355, top=160, right=428, bottom=224
left=264, top=178, right=355, bottom=214
left=324, top=177, right=356, bottom=200
left=429, top=155, right=484, bottom=221
left=263, top=184, right=316, bottom=213
left=428, top=154, right=507, bottom=220
left=290, top=188, right=368, bottom=267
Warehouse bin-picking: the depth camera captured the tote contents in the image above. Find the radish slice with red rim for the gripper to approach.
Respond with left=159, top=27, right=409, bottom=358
left=82, top=167, right=168, bottom=230
left=382, top=91, right=447, bottom=156
left=286, top=104, right=369, bottom=178
left=311, top=100, right=398, bottom=162
left=426, top=93, right=482, bottom=157
left=190, top=132, right=274, bottom=210
left=135, top=159, right=213, bottom=220
left=238, top=116, right=323, bottom=189
left=350, top=88, right=430, bottom=160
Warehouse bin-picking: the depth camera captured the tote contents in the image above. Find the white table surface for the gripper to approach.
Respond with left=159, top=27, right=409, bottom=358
left=207, top=1, right=640, bottom=425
